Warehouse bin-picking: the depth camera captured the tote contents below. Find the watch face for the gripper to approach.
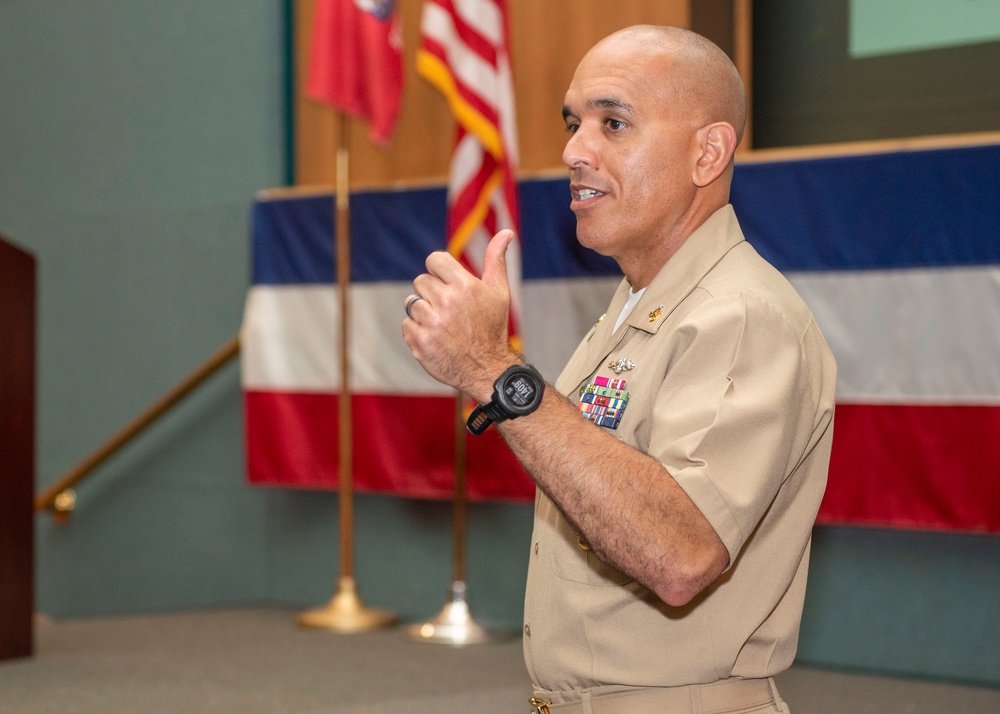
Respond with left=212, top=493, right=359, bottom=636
left=500, top=371, right=542, bottom=414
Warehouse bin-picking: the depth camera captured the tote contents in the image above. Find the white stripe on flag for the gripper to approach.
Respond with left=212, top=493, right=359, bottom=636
left=240, top=286, right=337, bottom=391
left=448, top=132, right=483, bottom=195
left=521, top=276, right=621, bottom=381
left=241, top=285, right=450, bottom=395
left=496, top=53, right=519, bottom=165
left=240, top=277, right=620, bottom=393
left=789, top=265, right=1000, bottom=404
left=245, top=266, right=1000, bottom=405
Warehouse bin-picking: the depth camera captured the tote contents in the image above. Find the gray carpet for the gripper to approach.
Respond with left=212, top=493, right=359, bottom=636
left=0, top=608, right=997, bottom=713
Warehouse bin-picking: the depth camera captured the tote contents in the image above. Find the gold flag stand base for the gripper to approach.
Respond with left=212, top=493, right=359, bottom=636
left=298, top=576, right=398, bottom=633
left=404, top=580, right=502, bottom=645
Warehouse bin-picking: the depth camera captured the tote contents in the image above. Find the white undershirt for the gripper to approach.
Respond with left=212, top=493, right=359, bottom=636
left=613, top=287, right=646, bottom=332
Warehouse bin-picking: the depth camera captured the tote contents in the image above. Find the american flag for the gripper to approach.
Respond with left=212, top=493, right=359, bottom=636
left=417, top=0, right=522, bottom=343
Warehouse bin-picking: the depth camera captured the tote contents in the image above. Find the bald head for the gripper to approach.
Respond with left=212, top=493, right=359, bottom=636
left=587, top=25, right=747, bottom=145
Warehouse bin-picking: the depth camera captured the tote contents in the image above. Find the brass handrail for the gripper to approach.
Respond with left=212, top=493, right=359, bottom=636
left=34, top=335, right=241, bottom=522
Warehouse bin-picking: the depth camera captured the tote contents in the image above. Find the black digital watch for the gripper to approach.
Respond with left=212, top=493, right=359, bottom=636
left=466, top=363, right=545, bottom=435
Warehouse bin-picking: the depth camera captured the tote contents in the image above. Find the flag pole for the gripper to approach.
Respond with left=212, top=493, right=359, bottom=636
left=404, top=391, right=496, bottom=644
left=299, top=112, right=397, bottom=633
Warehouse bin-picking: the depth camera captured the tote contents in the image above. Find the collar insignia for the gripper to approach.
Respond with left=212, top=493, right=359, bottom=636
left=648, top=305, right=664, bottom=322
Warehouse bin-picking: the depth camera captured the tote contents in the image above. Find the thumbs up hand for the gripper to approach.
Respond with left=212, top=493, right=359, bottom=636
left=402, top=230, right=520, bottom=402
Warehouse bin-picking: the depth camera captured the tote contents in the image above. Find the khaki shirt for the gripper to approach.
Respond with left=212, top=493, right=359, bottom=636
left=523, top=205, right=837, bottom=693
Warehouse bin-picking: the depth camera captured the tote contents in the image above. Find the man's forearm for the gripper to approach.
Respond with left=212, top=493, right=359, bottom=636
left=496, top=385, right=729, bottom=607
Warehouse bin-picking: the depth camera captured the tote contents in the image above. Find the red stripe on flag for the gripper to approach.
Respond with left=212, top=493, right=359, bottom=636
left=819, top=403, right=1000, bottom=532
left=245, top=390, right=535, bottom=501
left=247, top=393, right=1000, bottom=528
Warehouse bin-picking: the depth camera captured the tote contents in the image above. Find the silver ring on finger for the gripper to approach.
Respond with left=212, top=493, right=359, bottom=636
left=405, top=294, right=424, bottom=319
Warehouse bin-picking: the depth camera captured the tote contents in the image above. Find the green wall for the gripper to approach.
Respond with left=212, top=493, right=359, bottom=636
left=2, top=0, right=998, bottom=691
left=2, top=0, right=288, bottom=613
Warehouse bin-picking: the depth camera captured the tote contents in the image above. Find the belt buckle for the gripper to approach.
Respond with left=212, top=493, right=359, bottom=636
left=528, top=697, right=551, bottom=714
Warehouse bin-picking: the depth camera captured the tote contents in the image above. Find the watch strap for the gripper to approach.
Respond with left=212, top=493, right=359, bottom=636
left=466, top=404, right=493, bottom=435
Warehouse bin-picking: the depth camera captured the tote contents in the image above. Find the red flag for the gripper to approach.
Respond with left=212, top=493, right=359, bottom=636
left=417, top=0, right=522, bottom=345
left=307, top=0, right=404, bottom=146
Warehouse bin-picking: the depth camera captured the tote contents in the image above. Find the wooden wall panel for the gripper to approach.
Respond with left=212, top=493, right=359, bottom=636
left=509, top=2, right=689, bottom=177
left=294, top=0, right=690, bottom=188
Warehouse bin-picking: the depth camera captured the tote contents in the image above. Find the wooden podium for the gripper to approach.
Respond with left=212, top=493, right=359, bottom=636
left=0, top=234, right=35, bottom=660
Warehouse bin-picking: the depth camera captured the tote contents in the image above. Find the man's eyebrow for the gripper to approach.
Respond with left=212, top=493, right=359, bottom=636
left=590, top=97, right=636, bottom=114
left=562, top=98, right=636, bottom=121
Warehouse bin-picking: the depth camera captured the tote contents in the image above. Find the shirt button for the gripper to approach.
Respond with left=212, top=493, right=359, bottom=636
left=577, top=535, right=591, bottom=551
left=534, top=542, right=539, bottom=555
left=524, top=624, right=531, bottom=637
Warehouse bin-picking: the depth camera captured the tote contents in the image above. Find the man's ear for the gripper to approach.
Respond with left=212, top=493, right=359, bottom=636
left=692, top=122, right=737, bottom=187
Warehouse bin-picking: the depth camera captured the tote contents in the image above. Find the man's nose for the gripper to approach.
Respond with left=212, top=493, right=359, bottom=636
left=562, top=126, right=596, bottom=169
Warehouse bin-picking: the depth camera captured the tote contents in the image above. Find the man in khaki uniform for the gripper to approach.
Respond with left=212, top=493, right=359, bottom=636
left=403, top=25, right=836, bottom=714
